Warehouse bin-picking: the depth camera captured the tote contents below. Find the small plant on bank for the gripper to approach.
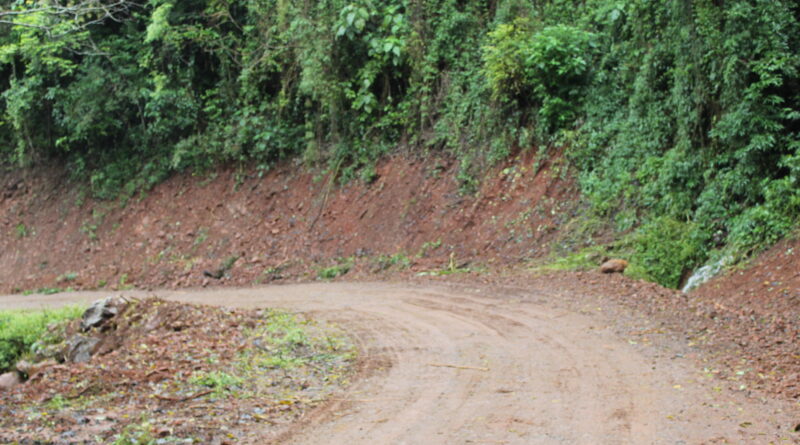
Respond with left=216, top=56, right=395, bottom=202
left=317, top=257, right=354, bottom=280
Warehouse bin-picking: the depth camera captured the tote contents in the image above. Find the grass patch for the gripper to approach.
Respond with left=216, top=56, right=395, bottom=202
left=237, top=309, right=356, bottom=388
left=189, top=370, right=244, bottom=397
left=371, top=253, right=411, bottom=272
left=317, top=257, right=354, bottom=280
left=531, top=245, right=612, bottom=272
left=162, top=309, right=356, bottom=403
left=0, top=305, right=84, bottom=372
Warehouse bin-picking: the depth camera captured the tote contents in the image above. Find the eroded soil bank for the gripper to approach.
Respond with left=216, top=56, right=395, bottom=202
left=0, top=153, right=574, bottom=293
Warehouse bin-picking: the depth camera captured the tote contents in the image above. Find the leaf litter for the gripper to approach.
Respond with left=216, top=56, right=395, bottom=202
left=0, top=297, right=356, bottom=444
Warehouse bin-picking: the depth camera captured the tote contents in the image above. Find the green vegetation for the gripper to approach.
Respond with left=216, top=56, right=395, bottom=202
left=417, top=240, right=442, bottom=258
left=372, top=252, right=411, bottom=272
left=188, top=370, right=243, bottom=396
left=21, top=287, right=72, bottom=296
left=317, top=257, right=354, bottom=280
left=14, top=223, right=29, bottom=238
left=0, top=0, right=797, bottom=287
left=241, top=310, right=355, bottom=373
left=0, top=305, right=84, bottom=372
left=112, top=416, right=158, bottom=445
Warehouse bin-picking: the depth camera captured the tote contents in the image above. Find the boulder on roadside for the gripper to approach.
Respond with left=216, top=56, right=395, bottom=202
left=0, top=372, right=21, bottom=390
left=65, top=335, right=101, bottom=363
left=81, top=296, right=127, bottom=332
left=600, top=259, right=628, bottom=274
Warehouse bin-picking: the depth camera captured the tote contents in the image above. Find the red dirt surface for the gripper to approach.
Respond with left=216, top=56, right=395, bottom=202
left=0, top=152, right=574, bottom=293
left=1, top=153, right=799, bottom=406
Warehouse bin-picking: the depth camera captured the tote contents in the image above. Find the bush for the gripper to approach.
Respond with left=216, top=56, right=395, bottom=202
left=630, top=217, right=703, bottom=289
left=0, top=305, right=84, bottom=372
left=483, top=20, right=594, bottom=130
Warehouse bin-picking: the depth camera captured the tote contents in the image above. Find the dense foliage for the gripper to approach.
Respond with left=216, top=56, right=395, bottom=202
left=0, top=0, right=798, bottom=286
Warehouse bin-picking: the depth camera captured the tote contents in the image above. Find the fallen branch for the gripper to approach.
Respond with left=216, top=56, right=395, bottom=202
left=427, top=363, right=489, bottom=372
left=154, top=389, right=213, bottom=403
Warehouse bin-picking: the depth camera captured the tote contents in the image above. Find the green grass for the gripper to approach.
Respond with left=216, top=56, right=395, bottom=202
left=0, top=305, right=85, bottom=372
left=531, top=246, right=611, bottom=272
left=372, top=253, right=411, bottom=272
left=317, top=257, right=354, bottom=280
left=188, top=370, right=244, bottom=396
left=240, top=309, right=356, bottom=375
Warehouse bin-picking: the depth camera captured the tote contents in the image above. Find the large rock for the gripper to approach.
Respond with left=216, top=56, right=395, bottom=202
left=81, top=296, right=127, bottom=332
left=0, top=372, right=21, bottom=390
left=65, top=335, right=101, bottom=363
left=600, top=259, right=628, bottom=274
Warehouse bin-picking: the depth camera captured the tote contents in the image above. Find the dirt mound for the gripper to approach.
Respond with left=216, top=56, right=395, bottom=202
left=0, top=297, right=356, bottom=444
left=689, top=239, right=800, bottom=399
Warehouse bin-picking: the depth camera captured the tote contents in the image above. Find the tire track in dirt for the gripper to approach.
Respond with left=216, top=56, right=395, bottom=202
left=1, top=282, right=796, bottom=444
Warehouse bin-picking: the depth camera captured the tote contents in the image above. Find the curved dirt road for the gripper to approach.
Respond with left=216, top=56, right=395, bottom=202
left=1, top=282, right=795, bottom=444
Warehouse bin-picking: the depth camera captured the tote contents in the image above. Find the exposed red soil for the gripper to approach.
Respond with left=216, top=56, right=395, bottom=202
left=691, top=239, right=800, bottom=399
left=1, top=152, right=799, bottom=406
left=0, top=152, right=574, bottom=293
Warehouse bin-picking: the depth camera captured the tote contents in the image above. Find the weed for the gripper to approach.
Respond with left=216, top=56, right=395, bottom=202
left=22, top=287, right=67, bottom=296
left=118, top=274, right=134, bottom=290
left=112, top=416, right=157, bottom=445
left=372, top=253, right=411, bottom=272
left=14, top=223, right=28, bottom=238
left=80, top=222, right=98, bottom=241
left=531, top=245, right=612, bottom=273
left=189, top=370, right=243, bottom=396
left=417, top=240, right=442, bottom=258
left=317, top=258, right=354, bottom=280
left=56, top=272, right=78, bottom=283
left=43, top=394, right=70, bottom=411
left=191, top=227, right=209, bottom=250
left=416, top=252, right=478, bottom=276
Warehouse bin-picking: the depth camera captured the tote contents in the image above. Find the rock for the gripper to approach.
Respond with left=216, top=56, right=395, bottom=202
left=600, top=259, right=628, bottom=274
left=203, top=269, right=224, bottom=280
left=66, top=335, right=101, bottom=363
left=16, top=359, right=57, bottom=378
left=81, top=296, right=127, bottom=332
left=14, top=360, right=33, bottom=375
left=0, top=372, right=21, bottom=390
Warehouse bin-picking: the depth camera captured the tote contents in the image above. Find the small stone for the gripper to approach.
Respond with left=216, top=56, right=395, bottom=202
left=0, top=372, right=21, bottom=390
left=600, top=259, right=628, bottom=274
left=15, top=360, right=33, bottom=374
left=81, top=296, right=127, bottom=331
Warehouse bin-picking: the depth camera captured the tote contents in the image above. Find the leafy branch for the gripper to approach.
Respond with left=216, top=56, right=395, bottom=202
left=0, top=0, right=141, bottom=37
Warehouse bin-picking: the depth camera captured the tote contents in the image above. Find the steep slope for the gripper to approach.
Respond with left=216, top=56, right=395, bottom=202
left=0, top=153, right=575, bottom=293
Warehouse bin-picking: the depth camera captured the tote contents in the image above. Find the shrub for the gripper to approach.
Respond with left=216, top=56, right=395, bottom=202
left=630, top=217, right=704, bottom=289
left=483, top=21, right=595, bottom=130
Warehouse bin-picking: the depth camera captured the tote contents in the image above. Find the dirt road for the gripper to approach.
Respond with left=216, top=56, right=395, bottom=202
left=1, top=282, right=796, bottom=444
